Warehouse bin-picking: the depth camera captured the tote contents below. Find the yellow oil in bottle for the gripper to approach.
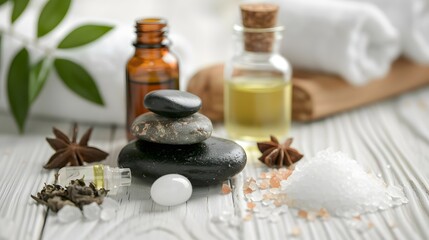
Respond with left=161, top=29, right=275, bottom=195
left=224, top=77, right=292, bottom=142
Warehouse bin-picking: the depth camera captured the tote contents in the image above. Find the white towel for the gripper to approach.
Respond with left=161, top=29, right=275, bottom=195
left=274, top=0, right=401, bottom=85
left=0, top=8, right=193, bottom=126
left=344, top=0, right=429, bottom=64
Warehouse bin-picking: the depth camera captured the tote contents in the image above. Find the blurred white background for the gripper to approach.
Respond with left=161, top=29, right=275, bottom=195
left=0, top=0, right=241, bottom=126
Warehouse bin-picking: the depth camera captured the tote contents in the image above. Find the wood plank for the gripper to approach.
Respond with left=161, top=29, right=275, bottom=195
left=0, top=114, right=71, bottom=240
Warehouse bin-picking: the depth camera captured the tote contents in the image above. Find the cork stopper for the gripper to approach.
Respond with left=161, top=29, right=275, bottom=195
left=240, top=3, right=279, bottom=52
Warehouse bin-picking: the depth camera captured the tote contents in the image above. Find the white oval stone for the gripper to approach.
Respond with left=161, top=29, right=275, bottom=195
left=150, top=174, right=193, bottom=206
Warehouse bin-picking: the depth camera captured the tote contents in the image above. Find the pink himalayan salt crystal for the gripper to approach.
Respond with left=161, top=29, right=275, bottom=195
left=259, top=180, right=270, bottom=189
left=243, top=177, right=258, bottom=194
left=270, top=176, right=281, bottom=188
left=222, top=184, right=232, bottom=194
left=247, top=177, right=257, bottom=183
left=247, top=202, right=256, bottom=210
left=244, top=187, right=253, bottom=194
left=263, top=193, right=273, bottom=200
left=274, top=199, right=282, bottom=207
left=317, top=208, right=330, bottom=219
left=241, top=167, right=296, bottom=221
left=280, top=169, right=293, bottom=180
left=298, top=210, right=308, bottom=219
left=243, top=214, right=253, bottom=221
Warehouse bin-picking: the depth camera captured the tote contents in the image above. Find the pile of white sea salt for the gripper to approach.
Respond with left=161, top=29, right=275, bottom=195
left=281, top=148, right=408, bottom=217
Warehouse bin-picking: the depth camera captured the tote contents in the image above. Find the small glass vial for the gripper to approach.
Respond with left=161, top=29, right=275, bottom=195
left=126, top=18, right=180, bottom=140
left=58, top=164, right=132, bottom=195
left=224, top=4, right=292, bottom=142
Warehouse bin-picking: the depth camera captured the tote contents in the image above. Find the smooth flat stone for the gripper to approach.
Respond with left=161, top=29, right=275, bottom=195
left=144, top=90, right=202, bottom=118
left=150, top=174, right=192, bottom=206
left=118, top=137, right=247, bottom=185
left=131, top=112, right=212, bottom=145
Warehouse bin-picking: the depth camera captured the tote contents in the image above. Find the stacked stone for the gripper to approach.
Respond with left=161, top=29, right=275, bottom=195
left=118, top=90, right=247, bottom=186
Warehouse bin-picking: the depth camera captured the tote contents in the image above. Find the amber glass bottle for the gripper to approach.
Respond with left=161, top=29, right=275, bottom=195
left=126, top=18, right=180, bottom=140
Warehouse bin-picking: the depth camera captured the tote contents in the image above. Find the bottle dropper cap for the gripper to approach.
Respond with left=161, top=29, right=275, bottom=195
left=113, top=168, right=132, bottom=187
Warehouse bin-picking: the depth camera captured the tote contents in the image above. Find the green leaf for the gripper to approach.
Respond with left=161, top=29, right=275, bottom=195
left=54, top=58, right=104, bottom=105
left=0, top=0, right=8, bottom=6
left=7, top=48, right=30, bottom=133
left=29, top=58, right=52, bottom=103
left=37, top=0, right=71, bottom=38
left=11, top=0, right=30, bottom=23
left=57, top=24, right=113, bottom=49
left=0, top=34, right=2, bottom=74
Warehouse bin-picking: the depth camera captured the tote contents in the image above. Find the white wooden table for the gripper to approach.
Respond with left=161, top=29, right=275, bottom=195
left=1, top=87, right=429, bottom=240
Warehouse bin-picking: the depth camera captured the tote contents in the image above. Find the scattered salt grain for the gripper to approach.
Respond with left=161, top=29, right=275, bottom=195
left=281, top=149, right=408, bottom=217
left=259, top=180, right=270, bottom=189
left=250, top=191, right=263, bottom=202
left=249, top=182, right=258, bottom=191
left=274, top=205, right=289, bottom=214
left=269, top=188, right=280, bottom=194
left=83, top=202, right=101, bottom=221
left=261, top=199, right=273, bottom=206
left=58, top=205, right=82, bottom=223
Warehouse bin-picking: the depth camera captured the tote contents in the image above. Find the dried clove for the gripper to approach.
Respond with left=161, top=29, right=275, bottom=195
left=31, top=174, right=108, bottom=212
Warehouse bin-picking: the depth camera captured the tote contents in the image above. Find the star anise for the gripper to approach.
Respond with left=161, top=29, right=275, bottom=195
left=257, top=136, right=303, bottom=167
left=44, top=124, right=109, bottom=169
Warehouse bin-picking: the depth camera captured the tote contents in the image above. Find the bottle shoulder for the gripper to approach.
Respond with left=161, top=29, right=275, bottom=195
left=226, top=53, right=292, bottom=80
left=128, top=48, right=178, bottom=62
left=127, top=52, right=179, bottom=72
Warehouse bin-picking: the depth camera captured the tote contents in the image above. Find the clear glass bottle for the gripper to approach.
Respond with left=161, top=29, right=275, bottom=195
left=224, top=25, right=292, bottom=142
left=126, top=18, right=180, bottom=140
left=58, top=164, right=131, bottom=195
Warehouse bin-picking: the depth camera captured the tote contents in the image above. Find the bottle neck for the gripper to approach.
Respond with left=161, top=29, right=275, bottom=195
left=134, top=47, right=169, bottom=59
left=134, top=18, right=169, bottom=48
left=234, top=25, right=283, bottom=56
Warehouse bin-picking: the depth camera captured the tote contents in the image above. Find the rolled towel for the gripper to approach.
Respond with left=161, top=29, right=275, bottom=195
left=344, top=0, right=429, bottom=64
left=274, top=0, right=400, bottom=85
left=0, top=8, right=192, bottom=126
